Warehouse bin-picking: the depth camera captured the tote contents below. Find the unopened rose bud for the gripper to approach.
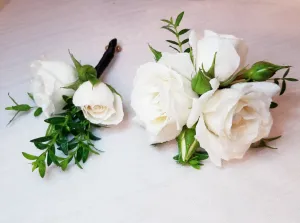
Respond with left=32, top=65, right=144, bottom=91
left=244, top=61, right=290, bottom=81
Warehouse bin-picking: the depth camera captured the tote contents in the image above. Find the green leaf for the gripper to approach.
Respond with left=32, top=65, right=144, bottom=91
left=75, top=159, right=83, bottom=169
left=63, top=79, right=83, bottom=91
left=68, top=143, right=78, bottom=151
left=280, top=80, right=286, bottom=95
left=22, top=152, right=38, bottom=160
left=148, top=44, right=162, bottom=62
left=82, top=148, right=90, bottom=163
left=69, top=50, right=82, bottom=70
left=62, top=95, right=73, bottom=104
left=106, top=84, right=122, bottom=98
left=184, top=48, right=191, bottom=53
left=60, top=159, right=69, bottom=171
left=44, top=117, right=65, bottom=125
left=30, top=136, right=53, bottom=143
left=283, top=67, right=290, bottom=78
left=8, top=93, right=18, bottom=105
left=161, top=19, right=172, bottom=25
left=34, top=107, right=43, bottom=117
left=263, top=135, right=281, bottom=142
left=274, top=79, right=280, bottom=85
left=175, top=11, right=184, bottom=27
left=76, top=147, right=83, bottom=162
left=178, top=29, right=190, bottom=35
left=38, top=161, right=46, bottom=178
left=166, top=40, right=179, bottom=45
left=47, top=152, right=52, bottom=166
left=5, top=104, right=32, bottom=111
left=28, top=92, right=34, bottom=101
left=32, top=161, right=38, bottom=172
left=191, top=69, right=212, bottom=95
left=58, top=138, right=68, bottom=155
left=161, top=26, right=176, bottom=35
left=89, top=132, right=101, bottom=141
left=181, top=38, right=189, bottom=45
left=46, top=124, right=55, bottom=136
left=48, top=149, right=60, bottom=166
left=270, top=102, right=278, bottom=109
left=34, top=142, right=48, bottom=150
left=169, top=45, right=180, bottom=53
left=285, top=78, right=298, bottom=82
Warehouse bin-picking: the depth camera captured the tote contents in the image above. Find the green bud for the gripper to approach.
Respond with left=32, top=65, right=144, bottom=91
left=176, top=125, right=199, bottom=163
left=244, top=61, right=290, bottom=81
left=191, top=69, right=211, bottom=95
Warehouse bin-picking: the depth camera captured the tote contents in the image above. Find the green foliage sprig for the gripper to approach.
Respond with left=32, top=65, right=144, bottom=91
left=5, top=93, right=42, bottom=125
left=161, top=12, right=190, bottom=53
left=22, top=95, right=101, bottom=178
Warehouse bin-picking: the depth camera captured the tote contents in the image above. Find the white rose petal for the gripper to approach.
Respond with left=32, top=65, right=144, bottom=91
left=31, top=60, right=77, bottom=117
left=131, top=58, right=197, bottom=143
left=189, top=81, right=279, bottom=166
left=73, top=81, right=124, bottom=125
left=190, top=30, right=248, bottom=82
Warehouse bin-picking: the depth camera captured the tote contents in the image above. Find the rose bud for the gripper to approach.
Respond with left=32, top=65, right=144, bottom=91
left=244, top=61, right=290, bottom=81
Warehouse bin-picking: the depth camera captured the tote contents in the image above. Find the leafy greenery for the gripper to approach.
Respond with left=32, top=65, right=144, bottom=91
left=22, top=95, right=101, bottom=178
left=251, top=136, right=281, bottom=149
left=272, top=68, right=298, bottom=95
left=174, top=125, right=208, bottom=169
left=65, top=51, right=100, bottom=90
left=161, top=12, right=190, bottom=53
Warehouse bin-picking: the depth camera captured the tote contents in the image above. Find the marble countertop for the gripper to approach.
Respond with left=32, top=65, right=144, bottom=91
left=0, top=0, right=300, bottom=222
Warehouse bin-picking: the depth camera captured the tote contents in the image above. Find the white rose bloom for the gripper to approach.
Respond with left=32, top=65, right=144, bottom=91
left=189, top=30, right=248, bottom=82
left=187, top=80, right=280, bottom=166
left=131, top=53, right=198, bottom=143
left=31, top=60, right=77, bottom=117
left=73, top=81, right=124, bottom=125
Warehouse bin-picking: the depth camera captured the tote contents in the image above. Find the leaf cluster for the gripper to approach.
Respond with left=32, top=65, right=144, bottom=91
left=5, top=93, right=42, bottom=125
left=161, top=12, right=190, bottom=53
left=272, top=68, right=298, bottom=95
left=22, top=95, right=101, bottom=178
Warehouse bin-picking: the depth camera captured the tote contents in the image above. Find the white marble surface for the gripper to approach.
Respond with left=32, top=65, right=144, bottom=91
left=1, top=0, right=300, bottom=222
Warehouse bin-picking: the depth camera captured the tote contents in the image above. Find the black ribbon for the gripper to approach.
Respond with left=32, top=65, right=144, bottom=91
left=95, top=38, right=118, bottom=78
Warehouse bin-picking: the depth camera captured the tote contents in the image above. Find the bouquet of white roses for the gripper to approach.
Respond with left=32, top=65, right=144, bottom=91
left=131, top=12, right=298, bottom=169
left=6, top=39, right=124, bottom=177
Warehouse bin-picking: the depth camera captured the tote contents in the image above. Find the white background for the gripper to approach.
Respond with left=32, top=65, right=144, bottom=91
left=0, top=0, right=300, bottom=222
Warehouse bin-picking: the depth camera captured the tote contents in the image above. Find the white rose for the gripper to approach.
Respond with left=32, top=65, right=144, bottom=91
left=73, top=81, right=124, bottom=125
left=131, top=53, right=198, bottom=143
left=187, top=80, right=280, bottom=166
left=31, top=60, right=77, bottom=117
left=189, top=30, right=248, bottom=82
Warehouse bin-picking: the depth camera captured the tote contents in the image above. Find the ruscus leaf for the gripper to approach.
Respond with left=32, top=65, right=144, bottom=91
left=34, top=107, right=43, bottom=117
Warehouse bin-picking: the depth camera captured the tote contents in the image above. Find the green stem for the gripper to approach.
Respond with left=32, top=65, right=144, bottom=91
left=174, top=25, right=183, bottom=52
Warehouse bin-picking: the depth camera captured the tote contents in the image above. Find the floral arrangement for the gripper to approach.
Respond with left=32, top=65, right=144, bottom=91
left=131, top=12, right=298, bottom=169
left=5, top=39, right=124, bottom=177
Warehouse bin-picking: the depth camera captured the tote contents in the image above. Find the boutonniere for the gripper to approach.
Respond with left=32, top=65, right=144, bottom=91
left=5, top=39, right=124, bottom=178
left=131, top=12, right=298, bottom=169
